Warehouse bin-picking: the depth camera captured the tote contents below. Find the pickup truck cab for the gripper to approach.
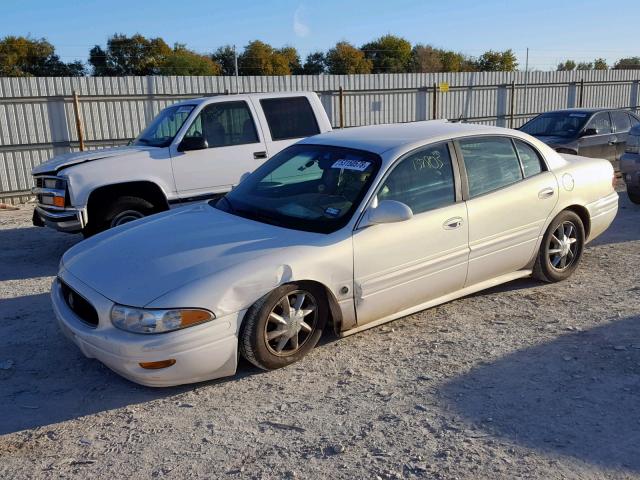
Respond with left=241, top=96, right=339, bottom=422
left=32, top=92, right=332, bottom=235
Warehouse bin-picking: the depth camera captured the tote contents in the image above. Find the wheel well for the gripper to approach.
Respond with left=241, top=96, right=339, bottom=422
left=292, top=280, right=344, bottom=335
left=87, top=182, right=169, bottom=218
left=564, top=205, right=591, bottom=239
left=556, top=148, right=578, bottom=155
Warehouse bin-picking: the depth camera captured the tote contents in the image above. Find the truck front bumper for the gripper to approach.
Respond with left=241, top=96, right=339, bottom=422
left=33, top=206, right=84, bottom=233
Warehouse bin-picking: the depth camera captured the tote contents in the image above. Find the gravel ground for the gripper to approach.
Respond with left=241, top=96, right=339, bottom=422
left=0, top=193, right=639, bottom=480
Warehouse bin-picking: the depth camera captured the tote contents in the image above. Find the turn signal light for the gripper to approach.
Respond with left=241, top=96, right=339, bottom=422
left=53, top=196, right=65, bottom=207
left=139, top=359, right=176, bottom=370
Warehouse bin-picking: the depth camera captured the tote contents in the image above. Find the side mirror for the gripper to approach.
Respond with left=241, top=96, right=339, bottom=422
left=178, top=136, right=208, bottom=152
left=365, top=200, right=413, bottom=225
left=582, top=127, right=598, bottom=137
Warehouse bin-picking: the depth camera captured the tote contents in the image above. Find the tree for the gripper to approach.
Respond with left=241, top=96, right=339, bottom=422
left=277, top=46, right=302, bottom=74
left=439, top=50, right=474, bottom=72
left=89, top=34, right=172, bottom=76
left=0, top=36, right=85, bottom=76
left=238, top=40, right=291, bottom=75
left=302, top=52, right=326, bottom=74
left=361, top=34, right=412, bottom=73
left=593, top=58, right=608, bottom=70
left=476, top=49, right=518, bottom=71
left=159, top=45, right=221, bottom=75
left=410, top=44, right=443, bottom=73
left=556, top=60, right=576, bottom=71
left=614, top=57, right=640, bottom=70
left=211, top=45, right=237, bottom=76
left=576, top=61, right=593, bottom=70
left=325, top=41, right=372, bottom=74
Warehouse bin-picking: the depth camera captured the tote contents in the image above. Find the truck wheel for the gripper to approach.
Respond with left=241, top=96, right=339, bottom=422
left=628, top=189, right=640, bottom=205
left=83, top=196, right=154, bottom=237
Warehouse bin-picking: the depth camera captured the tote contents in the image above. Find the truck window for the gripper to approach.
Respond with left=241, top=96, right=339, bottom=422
left=184, top=101, right=259, bottom=148
left=260, top=97, right=320, bottom=141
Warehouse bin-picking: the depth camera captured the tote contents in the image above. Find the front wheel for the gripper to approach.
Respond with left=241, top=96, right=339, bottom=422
left=239, top=284, right=327, bottom=370
left=533, top=210, right=585, bottom=283
left=83, top=196, right=154, bottom=237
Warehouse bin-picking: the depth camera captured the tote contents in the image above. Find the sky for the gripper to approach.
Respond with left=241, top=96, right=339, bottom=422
left=1, top=0, right=638, bottom=71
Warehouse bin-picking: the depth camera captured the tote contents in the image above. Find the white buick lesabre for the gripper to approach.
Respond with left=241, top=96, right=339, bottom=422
left=52, top=121, right=618, bottom=387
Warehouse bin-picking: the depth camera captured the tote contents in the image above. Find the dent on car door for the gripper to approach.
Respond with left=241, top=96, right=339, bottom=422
left=352, top=142, right=469, bottom=326
left=458, top=136, right=558, bottom=287
left=170, top=100, right=266, bottom=198
left=578, top=112, right=616, bottom=160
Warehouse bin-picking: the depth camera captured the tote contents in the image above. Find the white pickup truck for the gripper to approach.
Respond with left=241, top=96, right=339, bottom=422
left=31, top=92, right=332, bottom=236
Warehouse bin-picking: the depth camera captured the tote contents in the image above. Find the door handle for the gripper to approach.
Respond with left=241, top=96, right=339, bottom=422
left=443, top=217, right=463, bottom=230
left=538, top=187, right=555, bottom=199
left=253, top=151, right=268, bottom=159
left=608, top=137, right=618, bottom=146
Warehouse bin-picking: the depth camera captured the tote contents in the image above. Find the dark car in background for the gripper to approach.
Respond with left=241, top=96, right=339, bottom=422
left=620, top=123, right=640, bottom=204
left=519, top=108, right=640, bottom=164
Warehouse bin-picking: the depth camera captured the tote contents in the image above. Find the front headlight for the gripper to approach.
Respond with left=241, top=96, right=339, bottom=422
left=111, top=305, right=215, bottom=334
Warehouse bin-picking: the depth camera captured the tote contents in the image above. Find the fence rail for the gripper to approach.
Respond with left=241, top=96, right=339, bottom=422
left=1, top=70, right=639, bottom=200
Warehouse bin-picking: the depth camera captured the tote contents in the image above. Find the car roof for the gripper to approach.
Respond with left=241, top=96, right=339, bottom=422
left=298, top=121, right=524, bottom=155
left=543, top=108, right=618, bottom=115
left=170, top=91, right=317, bottom=107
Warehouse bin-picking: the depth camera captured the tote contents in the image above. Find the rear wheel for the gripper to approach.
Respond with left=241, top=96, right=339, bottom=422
left=239, top=283, right=327, bottom=370
left=533, top=210, right=585, bottom=282
left=83, top=196, right=154, bottom=237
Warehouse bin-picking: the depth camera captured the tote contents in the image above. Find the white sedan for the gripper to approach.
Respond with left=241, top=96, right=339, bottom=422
left=52, top=121, right=618, bottom=386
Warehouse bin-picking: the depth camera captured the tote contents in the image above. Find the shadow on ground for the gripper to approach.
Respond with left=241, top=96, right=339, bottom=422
left=442, top=315, right=640, bottom=471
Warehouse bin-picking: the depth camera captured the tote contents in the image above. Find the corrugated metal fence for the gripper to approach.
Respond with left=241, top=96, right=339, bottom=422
left=1, top=70, right=639, bottom=201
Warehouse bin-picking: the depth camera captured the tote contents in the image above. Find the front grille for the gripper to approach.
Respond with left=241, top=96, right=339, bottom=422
left=59, top=280, right=99, bottom=327
left=35, top=177, right=44, bottom=188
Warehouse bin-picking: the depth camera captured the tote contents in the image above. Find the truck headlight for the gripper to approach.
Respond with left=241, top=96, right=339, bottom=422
left=111, top=305, right=215, bottom=334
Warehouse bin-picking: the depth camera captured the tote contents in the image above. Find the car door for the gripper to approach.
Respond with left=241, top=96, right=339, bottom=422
left=458, top=136, right=558, bottom=287
left=610, top=110, right=632, bottom=160
left=578, top=111, right=616, bottom=160
left=352, top=142, right=469, bottom=326
left=170, top=100, right=267, bottom=199
left=251, top=96, right=322, bottom=158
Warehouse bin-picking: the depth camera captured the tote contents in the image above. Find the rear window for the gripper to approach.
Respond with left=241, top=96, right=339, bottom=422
left=260, top=97, right=320, bottom=141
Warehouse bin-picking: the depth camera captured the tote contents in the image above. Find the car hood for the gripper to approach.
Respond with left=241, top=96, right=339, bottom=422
left=32, top=145, right=159, bottom=175
left=530, top=135, right=570, bottom=146
left=61, top=203, right=320, bottom=307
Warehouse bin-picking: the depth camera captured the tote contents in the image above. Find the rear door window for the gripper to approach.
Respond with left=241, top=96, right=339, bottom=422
left=459, top=137, right=524, bottom=197
left=260, top=97, right=320, bottom=141
left=611, top=111, right=631, bottom=133
left=514, top=140, right=545, bottom=178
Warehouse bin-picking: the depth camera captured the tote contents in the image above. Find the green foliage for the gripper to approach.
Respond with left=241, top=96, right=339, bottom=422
left=476, top=49, right=518, bottom=72
left=277, top=46, right=302, bottom=74
left=238, top=40, right=298, bottom=75
left=90, top=34, right=172, bottom=75
left=593, top=58, right=608, bottom=70
left=557, top=60, right=577, bottom=71
left=361, top=35, right=412, bottom=73
left=211, top=45, right=237, bottom=76
left=325, top=42, right=372, bottom=74
left=614, top=57, right=640, bottom=70
left=0, top=36, right=85, bottom=77
left=159, top=46, right=221, bottom=75
left=303, top=52, right=326, bottom=74
left=410, top=45, right=443, bottom=73
left=576, top=61, right=593, bottom=70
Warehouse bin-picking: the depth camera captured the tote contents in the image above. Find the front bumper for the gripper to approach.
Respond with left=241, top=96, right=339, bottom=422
left=620, top=153, right=640, bottom=190
left=51, top=271, right=243, bottom=387
left=33, top=206, right=84, bottom=233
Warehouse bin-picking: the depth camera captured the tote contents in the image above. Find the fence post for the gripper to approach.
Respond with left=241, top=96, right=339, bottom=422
left=509, top=80, right=516, bottom=128
left=339, top=86, right=345, bottom=128
left=432, top=83, right=438, bottom=120
left=579, top=79, right=584, bottom=108
left=72, top=91, right=85, bottom=152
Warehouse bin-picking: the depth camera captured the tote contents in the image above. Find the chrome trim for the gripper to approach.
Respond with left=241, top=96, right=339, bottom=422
left=35, top=206, right=79, bottom=220
left=31, top=186, right=66, bottom=197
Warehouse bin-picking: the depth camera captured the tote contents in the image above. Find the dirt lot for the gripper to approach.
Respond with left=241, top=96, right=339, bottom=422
left=0, top=194, right=639, bottom=480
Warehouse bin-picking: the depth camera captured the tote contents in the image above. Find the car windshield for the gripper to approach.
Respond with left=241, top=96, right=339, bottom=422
left=216, top=144, right=381, bottom=233
left=520, top=112, right=590, bottom=138
left=132, top=104, right=195, bottom=147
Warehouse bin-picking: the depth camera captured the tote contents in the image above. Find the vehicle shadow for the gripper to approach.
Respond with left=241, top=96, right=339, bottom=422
left=441, top=314, right=640, bottom=471
left=0, top=226, right=81, bottom=281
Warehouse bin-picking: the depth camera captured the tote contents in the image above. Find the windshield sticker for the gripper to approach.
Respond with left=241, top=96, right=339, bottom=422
left=324, top=206, right=341, bottom=217
left=332, top=159, right=371, bottom=171
left=569, top=113, right=587, bottom=117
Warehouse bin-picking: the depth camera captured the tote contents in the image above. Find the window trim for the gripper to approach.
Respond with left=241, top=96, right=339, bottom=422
left=180, top=100, right=261, bottom=149
left=511, top=138, right=548, bottom=179
left=610, top=109, right=632, bottom=134
left=259, top=96, right=321, bottom=141
left=454, top=134, right=549, bottom=201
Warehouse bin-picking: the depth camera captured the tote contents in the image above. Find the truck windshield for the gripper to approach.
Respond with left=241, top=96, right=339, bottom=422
left=520, top=112, right=589, bottom=138
left=216, top=144, right=381, bottom=233
left=132, top=104, right=195, bottom=147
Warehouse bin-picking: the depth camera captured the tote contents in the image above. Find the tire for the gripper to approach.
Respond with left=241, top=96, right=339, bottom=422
left=628, top=189, right=640, bottom=205
left=82, top=196, right=154, bottom=237
left=239, top=283, right=328, bottom=370
left=533, top=210, right=585, bottom=283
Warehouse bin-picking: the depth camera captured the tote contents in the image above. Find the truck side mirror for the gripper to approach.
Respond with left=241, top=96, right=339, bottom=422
left=178, top=136, right=208, bottom=152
